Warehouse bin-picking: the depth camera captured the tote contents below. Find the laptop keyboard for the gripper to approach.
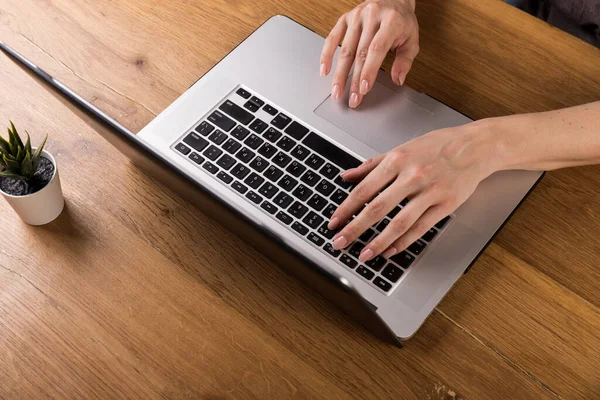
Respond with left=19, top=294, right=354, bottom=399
left=172, top=86, right=452, bottom=295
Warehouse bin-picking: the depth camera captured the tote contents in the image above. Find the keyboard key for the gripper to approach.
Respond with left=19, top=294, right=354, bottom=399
left=307, top=193, right=327, bottom=211
left=258, top=182, right=279, bottom=199
left=381, top=264, right=403, bottom=283
left=290, top=144, right=310, bottom=161
left=390, top=251, right=415, bottom=269
left=249, top=118, right=268, bottom=134
left=258, top=143, right=277, bottom=158
left=249, top=156, right=269, bottom=172
left=217, top=171, right=233, bottom=184
left=334, top=175, right=353, bottom=190
left=263, top=104, right=278, bottom=116
left=408, top=240, right=426, bottom=255
left=222, top=138, right=242, bottom=154
left=387, top=206, right=401, bottom=219
left=273, top=192, right=293, bottom=208
left=271, top=113, right=291, bottom=129
left=250, top=96, right=264, bottom=108
left=217, top=154, right=236, bottom=170
left=300, top=170, right=320, bottom=187
left=400, top=198, right=409, bottom=207
left=175, top=142, right=191, bottom=155
left=302, top=132, right=361, bottom=170
left=188, top=152, right=205, bottom=165
left=207, top=110, right=236, bottom=132
left=365, top=255, right=386, bottom=272
left=208, top=129, right=227, bottom=145
left=183, top=132, right=210, bottom=152
left=219, top=100, right=254, bottom=125
left=232, top=181, right=248, bottom=194
left=317, top=222, right=336, bottom=239
left=322, top=203, right=336, bottom=219
left=356, top=265, right=375, bottom=280
left=244, top=133, right=264, bottom=149
left=359, top=229, right=375, bottom=242
left=195, top=121, right=215, bottom=136
left=376, top=218, right=391, bottom=232
left=202, top=161, right=218, bottom=174
left=307, top=232, right=325, bottom=246
left=260, top=201, right=278, bottom=215
left=232, top=125, right=250, bottom=141
left=349, top=243, right=365, bottom=259
left=330, top=189, right=348, bottom=205
left=303, top=211, right=324, bottom=229
left=235, top=147, right=255, bottom=163
left=285, top=121, right=310, bottom=140
left=276, top=211, right=293, bottom=225
left=276, top=136, right=296, bottom=151
left=244, top=100, right=259, bottom=112
left=292, top=184, right=313, bottom=201
left=315, top=179, right=336, bottom=196
left=323, top=243, right=341, bottom=258
left=286, top=161, right=306, bottom=177
left=340, top=254, right=358, bottom=269
left=246, top=191, right=263, bottom=204
left=421, top=228, right=438, bottom=242
left=321, top=163, right=341, bottom=180
left=278, top=175, right=298, bottom=191
left=203, top=145, right=223, bottom=161
left=231, top=164, right=251, bottom=179
left=289, top=201, right=309, bottom=218
left=273, top=151, right=292, bottom=168
left=263, top=127, right=282, bottom=143
left=435, top=216, right=451, bottom=229
left=236, top=88, right=251, bottom=99
left=291, top=221, right=309, bottom=236
left=373, top=277, right=392, bottom=292
left=264, top=165, right=284, bottom=182
left=305, top=154, right=325, bottom=170
left=244, top=172, right=264, bottom=189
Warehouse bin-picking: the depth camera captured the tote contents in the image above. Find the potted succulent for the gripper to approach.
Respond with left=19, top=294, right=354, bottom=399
left=0, top=121, right=64, bottom=225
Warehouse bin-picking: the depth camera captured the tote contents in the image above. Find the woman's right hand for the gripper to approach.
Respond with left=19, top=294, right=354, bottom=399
left=320, top=0, right=420, bottom=109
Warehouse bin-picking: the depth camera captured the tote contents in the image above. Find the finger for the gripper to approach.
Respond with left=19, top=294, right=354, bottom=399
left=320, top=16, right=348, bottom=77
left=391, top=31, right=419, bottom=85
left=329, top=158, right=398, bottom=233
left=340, top=153, right=386, bottom=182
left=331, top=182, right=407, bottom=253
left=359, top=192, right=434, bottom=260
left=331, top=13, right=362, bottom=100
left=359, top=18, right=398, bottom=95
left=348, top=7, right=379, bottom=107
left=381, top=204, right=448, bottom=259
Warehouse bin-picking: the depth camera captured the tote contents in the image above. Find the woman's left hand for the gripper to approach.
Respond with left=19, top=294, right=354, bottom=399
left=328, top=120, right=499, bottom=261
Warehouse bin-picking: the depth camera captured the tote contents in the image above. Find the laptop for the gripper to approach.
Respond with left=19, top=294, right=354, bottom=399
left=1, top=15, right=543, bottom=345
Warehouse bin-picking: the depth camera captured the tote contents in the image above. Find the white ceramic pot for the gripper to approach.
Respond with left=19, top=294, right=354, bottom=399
left=0, top=150, right=65, bottom=225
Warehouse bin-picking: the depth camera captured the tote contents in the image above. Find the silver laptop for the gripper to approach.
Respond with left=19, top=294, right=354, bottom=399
left=1, top=16, right=542, bottom=344
left=137, top=16, right=543, bottom=340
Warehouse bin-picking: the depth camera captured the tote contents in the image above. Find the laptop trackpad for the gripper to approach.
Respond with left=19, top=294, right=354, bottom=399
left=314, top=80, right=434, bottom=154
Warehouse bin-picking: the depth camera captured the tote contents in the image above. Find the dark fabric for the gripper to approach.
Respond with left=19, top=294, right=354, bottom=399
left=522, top=0, right=600, bottom=47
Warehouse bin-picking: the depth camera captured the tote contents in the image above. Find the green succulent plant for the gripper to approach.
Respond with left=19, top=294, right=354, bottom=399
left=0, top=121, right=47, bottom=181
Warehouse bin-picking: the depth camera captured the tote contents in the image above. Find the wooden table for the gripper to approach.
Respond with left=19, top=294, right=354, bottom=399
left=1, top=0, right=599, bottom=398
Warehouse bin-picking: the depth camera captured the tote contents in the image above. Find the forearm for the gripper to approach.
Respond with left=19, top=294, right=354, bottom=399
left=485, top=102, right=600, bottom=172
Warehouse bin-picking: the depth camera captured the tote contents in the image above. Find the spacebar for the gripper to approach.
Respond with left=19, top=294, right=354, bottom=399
left=302, top=132, right=361, bottom=170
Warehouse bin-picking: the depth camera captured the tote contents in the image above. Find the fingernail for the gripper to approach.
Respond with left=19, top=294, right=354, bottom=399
left=398, top=71, right=406, bottom=86
left=320, top=63, right=326, bottom=77
left=349, top=92, right=359, bottom=108
left=383, top=247, right=397, bottom=259
left=332, top=84, right=341, bottom=100
left=340, top=170, right=351, bottom=178
left=359, top=248, right=374, bottom=262
left=360, top=79, right=369, bottom=95
left=332, top=236, right=347, bottom=249
left=328, top=216, right=340, bottom=230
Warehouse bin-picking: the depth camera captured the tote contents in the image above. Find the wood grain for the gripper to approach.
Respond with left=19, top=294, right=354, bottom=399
left=1, top=0, right=599, bottom=398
